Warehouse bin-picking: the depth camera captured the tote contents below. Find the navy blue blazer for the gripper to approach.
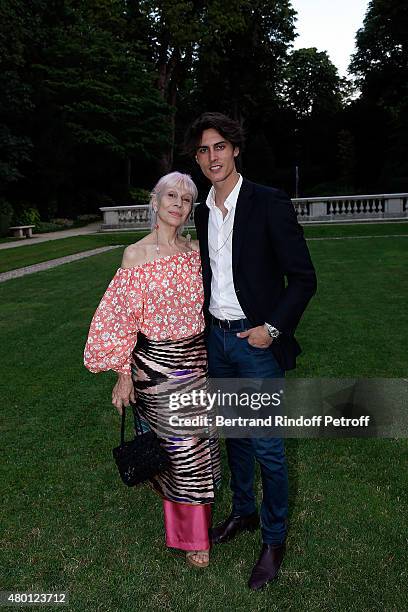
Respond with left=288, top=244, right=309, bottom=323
left=194, top=178, right=317, bottom=371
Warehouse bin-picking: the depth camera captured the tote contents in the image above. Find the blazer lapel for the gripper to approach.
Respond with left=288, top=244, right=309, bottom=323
left=232, top=178, right=254, bottom=272
left=195, top=201, right=209, bottom=260
left=194, top=202, right=211, bottom=306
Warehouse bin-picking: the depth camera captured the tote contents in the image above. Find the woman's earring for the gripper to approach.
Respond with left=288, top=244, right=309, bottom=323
left=153, top=207, right=159, bottom=253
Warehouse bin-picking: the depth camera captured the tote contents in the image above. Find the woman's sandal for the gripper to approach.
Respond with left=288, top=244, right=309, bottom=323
left=186, top=550, right=210, bottom=568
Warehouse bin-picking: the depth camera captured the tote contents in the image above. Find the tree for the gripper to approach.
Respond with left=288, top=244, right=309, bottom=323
left=128, top=0, right=296, bottom=173
left=281, top=48, right=347, bottom=195
left=125, top=0, right=202, bottom=172
left=4, top=1, right=169, bottom=216
left=349, top=0, right=408, bottom=191
left=0, top=1, right=33, bottom=192
left=194, top=0, right=296, bottom=121
left=284, top=48, right=344, bottom=119
left=350, top=0, right=408, bottom=112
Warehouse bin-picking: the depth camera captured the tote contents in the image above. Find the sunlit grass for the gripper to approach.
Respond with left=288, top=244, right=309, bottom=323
left=0, top=227, right=407, bottom=611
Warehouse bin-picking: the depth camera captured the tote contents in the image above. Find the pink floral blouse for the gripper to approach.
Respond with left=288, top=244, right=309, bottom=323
left=84, top=250, right=205, bottom=375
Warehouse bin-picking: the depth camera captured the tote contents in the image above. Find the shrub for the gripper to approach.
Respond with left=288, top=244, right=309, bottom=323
left=0, top=199, right=14, bottom=236
left=305, top=182, right=357, bottom=197
left=50, top=218, right=74, bottom=227
left=34, top=221, right=62, bottom=233
left=98, top=194, right=115, bottom=207
left=76, top=214, right=101, bottom=222
left=129, top=187, right=151, bottom=205
left=12, top=203, right=41, bottom=226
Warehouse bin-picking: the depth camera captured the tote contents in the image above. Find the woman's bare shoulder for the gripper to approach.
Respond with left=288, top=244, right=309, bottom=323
left=121, top=240, right=152, bottom=269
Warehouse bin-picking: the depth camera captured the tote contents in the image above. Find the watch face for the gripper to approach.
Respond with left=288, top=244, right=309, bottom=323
left=267, top=326, right=279, bottom=338
left=265, top=324, right=279, bottom=338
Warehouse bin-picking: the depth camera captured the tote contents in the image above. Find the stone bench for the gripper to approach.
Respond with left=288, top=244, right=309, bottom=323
left=9, top=225, right=35, bottom=238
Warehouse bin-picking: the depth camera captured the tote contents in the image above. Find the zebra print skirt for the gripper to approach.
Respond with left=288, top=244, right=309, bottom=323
left=131, top=331, right=221, bottom=505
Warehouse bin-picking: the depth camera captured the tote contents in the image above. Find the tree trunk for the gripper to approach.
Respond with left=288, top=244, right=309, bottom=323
left=156, top=47, right=181, bottom=175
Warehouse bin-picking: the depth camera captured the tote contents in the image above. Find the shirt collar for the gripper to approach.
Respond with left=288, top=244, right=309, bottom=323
left=206, top=174, right=243, bottom=211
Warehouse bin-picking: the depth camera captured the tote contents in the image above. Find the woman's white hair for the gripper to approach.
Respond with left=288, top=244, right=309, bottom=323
left=149, top=171, right=198, bottom=233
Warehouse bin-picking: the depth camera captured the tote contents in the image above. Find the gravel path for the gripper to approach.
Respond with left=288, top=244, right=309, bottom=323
left=0, top=245, right=122, bottom=283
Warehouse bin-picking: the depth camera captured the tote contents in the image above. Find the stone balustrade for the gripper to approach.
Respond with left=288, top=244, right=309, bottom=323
left=292, top=193, right=408, bottom=222
left=100, top=205, right=196, bottom=231
left=100, top=193, right=407, bottom=230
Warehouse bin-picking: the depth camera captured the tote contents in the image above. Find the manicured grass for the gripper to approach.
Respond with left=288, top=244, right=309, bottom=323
left=1, top=222, right=407, bottom=275
left=302, top=220, right=408, bottom=239
left=296, top=235, right=408, bottom=377
left=0, top=234, right=407, bottom=611
left=0, top=233, right=148, bottom=274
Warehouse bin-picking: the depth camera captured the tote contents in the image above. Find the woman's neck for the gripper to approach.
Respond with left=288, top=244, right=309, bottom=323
left=156, top=224, right=180, bottom=248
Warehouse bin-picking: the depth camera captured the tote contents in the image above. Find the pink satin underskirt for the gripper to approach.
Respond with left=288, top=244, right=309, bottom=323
left=163, top=499, right=211, bottom=551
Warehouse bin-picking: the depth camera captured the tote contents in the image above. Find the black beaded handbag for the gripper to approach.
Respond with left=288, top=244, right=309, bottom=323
left=112, top=402, right=170, bottom=487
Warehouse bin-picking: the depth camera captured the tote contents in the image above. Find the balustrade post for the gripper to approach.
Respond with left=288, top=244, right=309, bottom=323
left=309, top=200, right=327, bottom=220
left=384, top=196, right=403, bottom=217
left=103, top=209, right=119, bottom=226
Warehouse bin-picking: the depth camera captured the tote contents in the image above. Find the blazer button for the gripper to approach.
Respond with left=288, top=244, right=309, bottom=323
left=236, top=289, right=240, bottom=294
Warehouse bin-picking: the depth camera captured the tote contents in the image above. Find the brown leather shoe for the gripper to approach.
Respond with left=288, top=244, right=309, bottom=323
left=209, top=512, right=259, bottom=545
left=248, top=543, right=286, bottom=590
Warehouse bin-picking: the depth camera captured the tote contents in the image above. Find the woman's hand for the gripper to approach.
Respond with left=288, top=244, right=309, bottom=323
left=112, top=373, right=136, bottom=415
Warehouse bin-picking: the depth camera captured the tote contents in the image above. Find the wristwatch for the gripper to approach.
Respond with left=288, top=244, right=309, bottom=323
left=264, top=322, right=281, bottom=339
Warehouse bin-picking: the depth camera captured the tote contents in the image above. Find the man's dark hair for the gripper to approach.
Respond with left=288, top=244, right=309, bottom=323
left=183, top=112, right=245, bottom=157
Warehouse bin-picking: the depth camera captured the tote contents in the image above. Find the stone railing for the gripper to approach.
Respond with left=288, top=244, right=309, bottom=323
left=99, top=205, right=196, bottom=231
left=292, top=193, right=408, bottom=222
left=100, top=193, right=408, bottom=230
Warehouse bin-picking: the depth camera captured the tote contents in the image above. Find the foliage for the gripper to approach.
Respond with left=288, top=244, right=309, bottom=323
left=1, top=0, right=170, bottom=217
left=0, top=1, right=33, bottom=189
left=12, top=204, right=41, bottom=226
left=77, top=214, right=101, bottom=222
left=350, top=0, right=408, bottom=113
left=128, top=187, right=151, bottom=205
left=129, top=0, right=297, bottom=172
left=34, top=221, right=69, bottom=233
left=0, top=198, right=13, bottom=236
left=285, top=48, right=344, bottom=118
left=50, top=218, right=74, bottom=227
left=0, top=0, right=407, bottom=214
left=348, top=0, right=408, bottom=191
left=195, top=0, right=296, bottom=121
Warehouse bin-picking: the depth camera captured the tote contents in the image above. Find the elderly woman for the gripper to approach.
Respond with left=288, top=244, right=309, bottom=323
left=84, top=172, right=220, bottom=568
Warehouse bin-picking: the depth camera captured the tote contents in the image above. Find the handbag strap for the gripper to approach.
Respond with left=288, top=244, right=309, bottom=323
left=120, top=406, right=127, bottom=447
left=120, top=401, right=144, bottom=446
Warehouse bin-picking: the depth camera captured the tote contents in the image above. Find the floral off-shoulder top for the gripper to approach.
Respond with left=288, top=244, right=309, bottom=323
left=84, top=250, right=205, bottom=375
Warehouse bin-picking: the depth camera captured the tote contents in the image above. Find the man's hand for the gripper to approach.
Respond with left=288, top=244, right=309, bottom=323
left=112, top=373, right=136, bottom=415
left=237, top=325, right=273, bottom=348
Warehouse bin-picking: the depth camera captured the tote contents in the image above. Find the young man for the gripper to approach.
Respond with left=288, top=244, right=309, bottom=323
left=185, top=112, right=317, bottom=590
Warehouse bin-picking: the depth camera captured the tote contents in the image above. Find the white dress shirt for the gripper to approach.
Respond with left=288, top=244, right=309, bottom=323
left=206, top=174, right=246, bottom=320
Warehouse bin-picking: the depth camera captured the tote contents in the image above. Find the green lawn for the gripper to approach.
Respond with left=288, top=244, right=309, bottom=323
left=303, top=220, right=408, bottom=238
left=1, top=222, right=407, bottom=275
left=0, top=233, right=148, bottom=274
left=0, top=229, right=407, bottom=611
